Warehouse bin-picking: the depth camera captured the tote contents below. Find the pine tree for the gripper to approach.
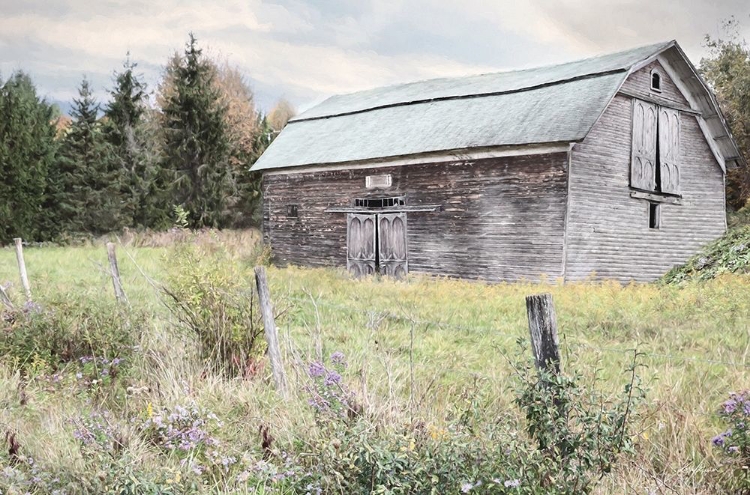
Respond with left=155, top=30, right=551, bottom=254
left=51, top=78, right=127, bottom=235
left=162, top=34, right=232, bottom=228
left=104, top=56, right=170, bottom=229
left=0, top=72, right=58, bottom=243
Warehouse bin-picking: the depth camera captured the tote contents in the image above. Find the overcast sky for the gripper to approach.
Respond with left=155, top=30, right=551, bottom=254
left=1, top=0, right=749, bottom=114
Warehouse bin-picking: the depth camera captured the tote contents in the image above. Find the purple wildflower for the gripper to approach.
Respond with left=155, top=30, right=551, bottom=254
left=724, top=399, right=737, bottom=414
left=324, top=370, right=342, bottom=387
left=713, top=433, right=727, bottom=447
left=308, top=362, right=326, bottom=378
left=330, top=351, right=346, bottom=366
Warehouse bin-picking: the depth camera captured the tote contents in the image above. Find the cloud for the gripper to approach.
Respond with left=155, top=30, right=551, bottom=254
left=2, top=0, right=749, bottom=114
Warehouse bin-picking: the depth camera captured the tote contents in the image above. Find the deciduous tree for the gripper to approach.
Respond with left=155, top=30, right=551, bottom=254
left=701, top=19, right=750, bottom=210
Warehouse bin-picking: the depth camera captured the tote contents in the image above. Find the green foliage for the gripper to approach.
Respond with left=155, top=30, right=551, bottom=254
left=511, top=349, right=644, bottom=494
left=662, top=226, right=750, bottom=283
left=162, top=34, right=233, bottom=229
left=163, top=244, right=266, bottom=377
left=0, top=72, right=58, bottom=243
left=711, top=391, right=750, bottom=493
left=291, top=350, right=643, bottom=494
left=0, top=296, right=141, bottom=372
left=50, top=78, right=129, bottom=235
left=701, top=19, right=750, bottom=210
left=104, top=56, right=171, bottom=230
left=728, top=200, right=750, bottom=228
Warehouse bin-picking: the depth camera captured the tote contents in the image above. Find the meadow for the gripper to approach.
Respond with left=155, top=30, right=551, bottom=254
left=0, top=230, right=748, bottom=494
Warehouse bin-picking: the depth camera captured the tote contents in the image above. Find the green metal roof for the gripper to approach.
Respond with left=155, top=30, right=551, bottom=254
left=253, top=41, right=724, bottom=172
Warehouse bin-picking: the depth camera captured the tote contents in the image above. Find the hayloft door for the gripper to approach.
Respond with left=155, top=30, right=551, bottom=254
left=377, top=213, right=408, bottom=277
left=346, top=213, right=376, bottom=276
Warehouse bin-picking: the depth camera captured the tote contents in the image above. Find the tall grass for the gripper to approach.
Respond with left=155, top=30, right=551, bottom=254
left=0, top=232, right=747, bottom=492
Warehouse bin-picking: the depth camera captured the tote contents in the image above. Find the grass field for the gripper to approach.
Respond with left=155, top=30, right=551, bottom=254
left=0, top=230, right=749, bottom=493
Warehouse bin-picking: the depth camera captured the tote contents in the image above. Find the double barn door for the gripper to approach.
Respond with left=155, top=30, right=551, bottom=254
left=346, top=213, right=408, bottom=277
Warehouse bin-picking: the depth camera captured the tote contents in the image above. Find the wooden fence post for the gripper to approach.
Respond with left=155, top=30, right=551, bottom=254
left=13, top=238, right=32, bottom=303
left=254, top=266, right=287, bottom=396
left=106, top=243, right=127, bottom=304
left=525, top=293, right=561, bottom=376
left=0, top=284, right=13, bottom=310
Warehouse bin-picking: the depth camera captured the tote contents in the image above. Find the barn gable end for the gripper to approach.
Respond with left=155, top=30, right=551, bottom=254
left=564, top=62, right=726, bottom=282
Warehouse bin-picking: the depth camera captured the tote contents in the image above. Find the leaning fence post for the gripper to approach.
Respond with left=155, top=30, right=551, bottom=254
left=13, top=238, right=32, bottom=303
left=525, top=293, right=561, bottom=376
left=0, top=284, right=13, bottom=310
left=254, top=266, right=288, bottom=396
left=106, top=242, right=127, bottom=304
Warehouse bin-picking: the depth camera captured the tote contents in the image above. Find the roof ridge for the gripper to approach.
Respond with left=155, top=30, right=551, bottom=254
left=291, top=40, right=673, bottom=123
left=292, top=68, right=630, bottom=123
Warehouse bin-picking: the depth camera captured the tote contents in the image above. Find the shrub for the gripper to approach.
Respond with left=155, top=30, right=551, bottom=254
left=163, top=245, right=267, bottom=378
left=0, top=295, right=141, bottom=372
left=510, top=348, right=645, bottom=494
left=285, top=349, right=644, bottom=494
left=662, top=226, right=750, bottom=283
left=712, top=390, right=750, bottom=493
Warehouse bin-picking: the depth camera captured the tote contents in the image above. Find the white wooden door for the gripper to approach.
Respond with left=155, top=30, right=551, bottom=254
left=658, top=107, right=681, bottom=194
left=631, top=99, right=658, bottom=191
left=377, top=213, right=408, bottom=277
left=346, top=213, right=376, bottom=277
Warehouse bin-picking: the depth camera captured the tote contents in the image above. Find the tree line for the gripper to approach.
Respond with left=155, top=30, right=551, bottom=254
left=2, top=30, right=750, bottom=245
left=0, top=34, right=294, bottom=244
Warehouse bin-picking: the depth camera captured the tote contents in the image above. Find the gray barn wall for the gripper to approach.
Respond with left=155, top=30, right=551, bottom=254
left=565, top=64, right=725, bottom=282
left=620, top=60, right=690, bottom=107
left=262, top=153, right=569, bottom=282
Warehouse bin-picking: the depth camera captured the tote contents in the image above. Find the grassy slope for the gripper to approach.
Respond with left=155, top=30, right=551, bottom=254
left=0, top=235, right=748, bottom=493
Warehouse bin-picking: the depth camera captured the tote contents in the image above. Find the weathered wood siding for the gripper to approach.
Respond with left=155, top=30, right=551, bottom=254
left=262, top=154, right=569, bottom=281
left=565, top=65, right=725, bottom=282
left=620, top=60, right=690, bottom=107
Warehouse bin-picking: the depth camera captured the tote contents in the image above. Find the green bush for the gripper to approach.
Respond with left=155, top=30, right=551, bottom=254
left=280, top=349, right=644, bottom=494
left=711, top=391, right=750, bottom=493
left=163, top=245, right=266, bottom=377
left=0, top=296, right=141, bottom=372
left=662, top=226, right=750, bottom=283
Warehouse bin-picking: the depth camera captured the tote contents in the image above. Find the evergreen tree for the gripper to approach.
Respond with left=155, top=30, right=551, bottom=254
left=162, top=34, right=232, bottom=228
left=104, top=56, right=170, bottom=229
left=0, top=72, right=58, bottom=243
left=51, top=78, right=127, bottom=235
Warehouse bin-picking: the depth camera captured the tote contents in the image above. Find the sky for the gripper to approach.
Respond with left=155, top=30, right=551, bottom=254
left=1, top=0, right=749, bottom=115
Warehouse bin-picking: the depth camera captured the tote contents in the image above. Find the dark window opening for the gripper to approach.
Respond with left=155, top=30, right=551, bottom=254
left=651, top=72, right=661, bottom=92
left=649, top=202, right=660, bottom=229
left=353, top=197, right=405, bottom=208
left=286, top=204, right=298, bottom=217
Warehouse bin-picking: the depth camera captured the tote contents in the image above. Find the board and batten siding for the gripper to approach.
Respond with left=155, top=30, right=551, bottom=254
left=564, top=89, right=725, bottom=282
left=262, top=153, right=569, bottom=282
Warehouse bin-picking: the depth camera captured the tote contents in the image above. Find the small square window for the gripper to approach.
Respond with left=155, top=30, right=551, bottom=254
left=286, top=204, right=298, bottom=218
left=648, top=202, right=660, bottom=229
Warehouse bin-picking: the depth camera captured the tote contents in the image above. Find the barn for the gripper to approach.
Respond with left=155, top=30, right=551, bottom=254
left=251, top=40, right=743, bottom=282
